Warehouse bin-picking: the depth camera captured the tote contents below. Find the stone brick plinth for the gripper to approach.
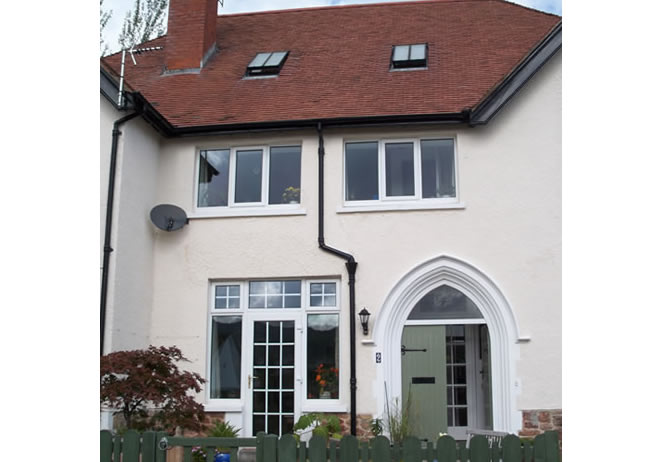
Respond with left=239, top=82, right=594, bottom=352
left=519, top=409, right=562, bottom=440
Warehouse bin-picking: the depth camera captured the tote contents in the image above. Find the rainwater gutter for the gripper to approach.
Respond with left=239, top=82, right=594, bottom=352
left=100, top=101, right=144, bottom=355
left=316, top=122, right=359, bottom=435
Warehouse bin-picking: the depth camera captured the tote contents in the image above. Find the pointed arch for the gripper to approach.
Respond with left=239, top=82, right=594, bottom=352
left=372, top=255, right=522, bottom=433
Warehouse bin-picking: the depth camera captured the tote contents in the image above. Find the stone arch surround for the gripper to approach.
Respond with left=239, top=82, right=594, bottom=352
left=372, top=255, right=523, bottom=433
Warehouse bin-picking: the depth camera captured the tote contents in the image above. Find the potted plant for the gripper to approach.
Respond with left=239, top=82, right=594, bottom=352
left=282, top=186, right=301, bottom=204
left=293, top=413, right=342, bottom=443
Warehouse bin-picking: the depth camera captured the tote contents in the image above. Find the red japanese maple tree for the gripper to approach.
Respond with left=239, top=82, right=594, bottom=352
left=100, top=345, right=206, bottom=433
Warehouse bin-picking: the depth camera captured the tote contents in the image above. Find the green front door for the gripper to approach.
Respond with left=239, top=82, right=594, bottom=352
left=401, top=326, right=448, bottom=441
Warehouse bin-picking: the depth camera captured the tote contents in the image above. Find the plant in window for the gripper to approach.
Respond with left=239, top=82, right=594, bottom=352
left=100, top=345, right=206, bottom=434
left=281, top=186, right=301, bottom=204
left=314, top=363, right=338, bottom=398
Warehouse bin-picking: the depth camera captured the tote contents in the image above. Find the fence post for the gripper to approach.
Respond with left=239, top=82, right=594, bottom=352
left=309, top=435, right=327, bottom=462
left=155, top=431, right=168, bottom=462
left=533, top=433, right=546, bottom=462
left=543, top=431, right=560, bottom=462
left=278, top=434, right=297, bottom=462
left=370, top=436, right=390, bottom=462
left=256, top=432, right=266, bottom=462
left=469, top=435, right=489, bottom=462
left=435, top=435, right=457, bottom=462
left=263, top=434, right=278, bottom=462
left=113, top=434, right=122, bottom=462
left=142, top=431, right=157, bottom=462
left=340, top=435, right=359, bottom=462
left=402, top=437, right=421, bottom=462
left=101, top=430, right=113, bottom=462
left=123, top=430, right=141, bottom=462
left=501, top=434, right=521, bottom=462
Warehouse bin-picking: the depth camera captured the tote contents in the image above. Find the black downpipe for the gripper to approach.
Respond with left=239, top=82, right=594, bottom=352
left=100, top=108, right=143, bottom=355
left=316, top=122, right=359, bottom=435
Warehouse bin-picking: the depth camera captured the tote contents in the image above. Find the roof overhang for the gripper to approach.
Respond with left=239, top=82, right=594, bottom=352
left=100, top=20, right=561, bottom=136
left=469, top=21, right=562, bottom=125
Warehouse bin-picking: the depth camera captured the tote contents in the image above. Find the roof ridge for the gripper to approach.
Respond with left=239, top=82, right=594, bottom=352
left=216, top=0, right=493, bottom=19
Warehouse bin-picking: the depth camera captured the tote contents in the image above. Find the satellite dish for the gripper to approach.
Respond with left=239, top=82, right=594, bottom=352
left=150, top=204, right=189, bottom=232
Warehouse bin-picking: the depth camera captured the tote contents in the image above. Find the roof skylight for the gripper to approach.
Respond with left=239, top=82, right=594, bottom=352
left=246, top=51, right=289, bottom=76
left=391, top=43, right=427, bottom=69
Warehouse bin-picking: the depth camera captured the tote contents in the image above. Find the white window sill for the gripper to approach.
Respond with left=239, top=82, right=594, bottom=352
left=301, top=402, right=348, bottom=413
left=337, top=201, right=465, bottom=214
left=204, top=402, right=243, bottom=413
left=190, top=207, right=307, bottom=219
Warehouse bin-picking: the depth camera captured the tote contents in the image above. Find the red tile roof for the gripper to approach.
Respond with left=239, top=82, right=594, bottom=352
left=101, top=0, right=560, bottom=129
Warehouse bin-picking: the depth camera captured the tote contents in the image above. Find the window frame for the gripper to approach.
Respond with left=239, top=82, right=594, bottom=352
left=206, top=279, right=344, bottom=413
left=341, top=136, right=462, bottom=211
left=193, top=143, right=304, bottom=217
left=390, top=43, right=428, bottom=70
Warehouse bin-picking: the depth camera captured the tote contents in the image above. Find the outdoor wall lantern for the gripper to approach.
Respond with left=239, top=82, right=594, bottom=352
left=358, top=307, right=371, bottom=335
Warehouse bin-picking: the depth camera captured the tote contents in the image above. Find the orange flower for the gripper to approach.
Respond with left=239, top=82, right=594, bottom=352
left=319, top=380, right=327, bottom=386
left=316, top=374, right=321, bottom=381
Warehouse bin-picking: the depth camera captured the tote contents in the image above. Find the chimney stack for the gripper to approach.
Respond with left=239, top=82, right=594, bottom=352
left=166, top=0, right=218, bottom=72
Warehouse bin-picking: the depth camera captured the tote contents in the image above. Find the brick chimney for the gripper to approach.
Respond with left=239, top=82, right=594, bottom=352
left=165, top=0, right=218, bottom=72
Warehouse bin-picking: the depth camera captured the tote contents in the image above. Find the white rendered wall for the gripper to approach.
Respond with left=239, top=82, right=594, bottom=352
left=147, top=51, right=561, bottom=422
left=100, top=97, right=161, bottom=353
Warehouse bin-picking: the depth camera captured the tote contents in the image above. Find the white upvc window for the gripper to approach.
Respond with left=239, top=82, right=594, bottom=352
left=342, top=137, right=462, bottom=212
left=195, top=144, right=303, bottom=217
left=206, top=279, right=343, bottom=420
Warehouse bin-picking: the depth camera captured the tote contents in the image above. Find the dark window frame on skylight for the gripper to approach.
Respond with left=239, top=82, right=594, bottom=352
left=390, top=43, right=428, bottom=70
left=246, top=51, right=289, bottom=77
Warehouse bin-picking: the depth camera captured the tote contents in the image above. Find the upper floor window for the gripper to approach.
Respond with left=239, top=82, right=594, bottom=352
left=344, top=138, right=457, bottom=205
left=391, top=43, right=427, bottom=69
left=246, top=51, right=289, bottom=76
left=197, top=145, right=301, bottom=210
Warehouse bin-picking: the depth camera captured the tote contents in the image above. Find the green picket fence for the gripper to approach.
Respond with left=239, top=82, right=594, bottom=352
left=100, top=430, right=257, bottom=462
left=100, top=430, right=560, bottom=462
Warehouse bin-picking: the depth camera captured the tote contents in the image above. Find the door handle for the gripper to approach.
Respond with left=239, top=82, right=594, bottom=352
left=248, top=374, right=259, bottom=388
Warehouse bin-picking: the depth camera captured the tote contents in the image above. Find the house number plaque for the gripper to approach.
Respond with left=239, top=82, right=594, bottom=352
left=376, top=352, right=382, bottom=363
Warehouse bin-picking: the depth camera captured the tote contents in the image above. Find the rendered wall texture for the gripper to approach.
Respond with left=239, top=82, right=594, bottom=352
left=102, top=50, right=561, bottom=432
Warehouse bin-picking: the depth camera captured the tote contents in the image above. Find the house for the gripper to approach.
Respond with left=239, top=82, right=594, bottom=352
left=100, top=0, right=561, bottom=441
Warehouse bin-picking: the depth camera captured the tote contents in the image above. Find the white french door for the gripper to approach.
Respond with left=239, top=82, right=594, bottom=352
left=243, top=312, right=303, bottom=436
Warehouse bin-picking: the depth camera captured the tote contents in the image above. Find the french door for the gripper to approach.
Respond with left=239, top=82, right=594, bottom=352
left=244, top=314, right=302, bottom=436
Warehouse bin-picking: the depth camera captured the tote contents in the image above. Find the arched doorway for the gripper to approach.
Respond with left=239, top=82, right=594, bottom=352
left=373, top=256, right=522, bottom=438
left=400, top=285, right=492, bottom=440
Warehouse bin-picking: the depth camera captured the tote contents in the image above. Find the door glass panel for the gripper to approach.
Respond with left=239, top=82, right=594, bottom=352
left=445, top=324, right=469, bottom=431
left=281, top=416, right=294, bottom=435
left=268, top=346, right=280, bottom=365
left=268, top=368, right=280, bottom=389
left=252, top=320, right=295, bottom=435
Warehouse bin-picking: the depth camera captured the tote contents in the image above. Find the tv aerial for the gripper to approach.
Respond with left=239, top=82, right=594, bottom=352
left=117, top=45, right=163, bottom=107
left=150, top=204, right=189, bottom=232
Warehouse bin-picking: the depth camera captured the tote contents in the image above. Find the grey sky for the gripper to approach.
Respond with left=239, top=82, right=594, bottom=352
left=101, top=0, right=562, bottom=54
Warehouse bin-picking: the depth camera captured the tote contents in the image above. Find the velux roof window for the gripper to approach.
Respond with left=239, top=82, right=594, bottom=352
left=391, top=43, right=427, bottom=69
left=246, top=51, right=289, bottom=76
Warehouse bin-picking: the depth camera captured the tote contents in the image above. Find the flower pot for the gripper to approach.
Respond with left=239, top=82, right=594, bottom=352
left=319, top=391, right=331, bottom=399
